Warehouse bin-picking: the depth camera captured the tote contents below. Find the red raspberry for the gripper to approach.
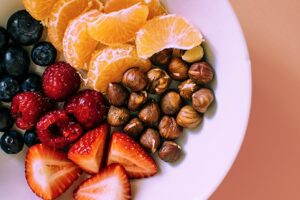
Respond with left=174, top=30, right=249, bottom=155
left=11, top=92, right=53, bottom=130
left=42, top=62, right=81, bottom=101
left=36, top=110, right=83, bottom=148
left=65, top=90, right=109, bottom=129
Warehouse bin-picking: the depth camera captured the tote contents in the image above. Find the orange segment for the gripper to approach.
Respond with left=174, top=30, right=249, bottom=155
left=104, top=0, right=166, bottom=19
left=88, top=4, right=149, bottom=46
left=22, top=0, right=58, bottom=21
left=88, top=45, right=151, bottom=93
left=63, top=10, right=100, bottom=71
left=136, top=14, right=204, bottom=58
left=48, top=0, right=103, bottom=51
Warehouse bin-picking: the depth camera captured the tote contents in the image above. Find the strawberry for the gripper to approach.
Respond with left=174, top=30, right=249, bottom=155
left=25, top=144, right=82, bottom=200
left=68, top=123, right=110, bottom=174
left=107, top=132, right=158, bottom=179
left=74, top=164, right=131, bottom=200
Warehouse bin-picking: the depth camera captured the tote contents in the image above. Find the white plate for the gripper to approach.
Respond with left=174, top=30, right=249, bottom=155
left=0, top=0, right=252, bottom=199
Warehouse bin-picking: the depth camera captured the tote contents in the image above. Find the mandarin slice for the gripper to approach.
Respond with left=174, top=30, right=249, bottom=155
left=88, top=45, right=151, bottom=93
left=136, top=14, right=204, bottom=58
left=48, top=0, right=103, bottom=51
left=63, top=10, right=100, bottom=71
left=88, top=4, right=149, bottom=46
left=22, top=0, right=58, bottom=21
left=104, top=0, right=166, bottom=19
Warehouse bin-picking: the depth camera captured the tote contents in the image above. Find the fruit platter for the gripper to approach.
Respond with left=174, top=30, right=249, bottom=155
left=0, top=0, right=252, bottom=199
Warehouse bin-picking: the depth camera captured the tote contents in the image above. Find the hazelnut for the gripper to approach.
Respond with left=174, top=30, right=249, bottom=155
left=182, top=46, right=204, bottom=63
left=140, top=128, right=161, bottom=153
left=138, top=100, right=160, bottom=126
left=160, top=91, right=182, bottom=115
left=150, top=49, right=172, bottom=66
left=128, top=91, right=148, bottom=111
left=122, top=68, right=148, bottom=91
left=147, top=68, right=171, bottom=95
left=158, top=116, right=183, bottom=140
left=172, top=49, right=184, bottom=57
left=158, top=141, right=182, bottom=163
left=188, top=62, right=214, bottom=84
left=106, top=83, right=129, bottom=106
left=124, top=118, right=144, bottom=138
left=168, top=57, right=189, bottom=81
left=192, top=88, right=214, bottom=113
left=178, top=79, right=200, bottom=100
left=107, top=106, right=130, bottom=127
left=176, top=105, right=203, bottom=128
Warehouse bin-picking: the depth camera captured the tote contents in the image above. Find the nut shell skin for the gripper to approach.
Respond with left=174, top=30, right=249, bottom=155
left=160, top=91, right=182, bottom=115
left=159, top=116, right=183, bottom=140
left=128, top=91, right=148, bottom=112
left=192, top=88, right=214, bottom=113
left=150, top=49, right=172, bottom=66
left=158, top=141, right=182, bottom=163
left=138, top=100, right=160, bottom=126
left=188, top=62, right=214, bottom=84
left=168, top=57, right=189, bottom=81
left=124, top=117, right=144, bottom=138
left=147, top=68, right=171, bottom=95
left=140, top=128, right=161, bottom=153
left=107, top=106, right=130, bottom=127
left=107, top=83, right=129, bottom=106
left=178, top=79, right=200, bottom=100
left=176, top=105, right=203, bottom=128
left=122, top=68, right=148, bottom=92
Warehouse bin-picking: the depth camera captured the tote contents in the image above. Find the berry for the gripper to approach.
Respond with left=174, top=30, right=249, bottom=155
left=24, top=130, right=40, bottom=147
left=0, top=107, right=14, bottom=131
left=0, top=130, right=24, bottom=154
left=107, top=132, right=158, bottom=179
left=26, top=144, right=82, bottom=200
left=0, top=76, right=20, bottom=102
left=0, top=27, right=9, bottom=52
left=42, top=62, right=81, bottom=101
left=2, top=45, right=30, bottom=77
left=31, top=41, right=57, bottom=66
left=65, top=90, right=109, bottom=129
left=7, top=10, right=43, bottom=46
left=74, top=164, right=131, bottom=200
left=11, top=92, right=53, bottom=130
left=21, top=73, right=41, bottom=92
left=68, top=123, right=110, bottom=174
left=36, top=110, right=83, bottom=148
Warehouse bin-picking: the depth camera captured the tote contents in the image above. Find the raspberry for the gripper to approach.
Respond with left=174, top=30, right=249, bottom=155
left=36, top=110, right=83, bottom=148
left=42, top=62, right=81, bottom=101
left=65, top=90, right=109, bottom=129
left=11, top=92, right=53, bottom=130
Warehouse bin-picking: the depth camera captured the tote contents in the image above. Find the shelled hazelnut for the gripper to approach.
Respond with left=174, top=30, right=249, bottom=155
left=160, top=91, right=182, bottom=115
left=192, top=88, right=214, bottom=113
left=188, top=62, right=214, bottom=84
left=150, top=49, right=172, bottom=66
left=172, top=49, right=184, bottom=57
left=107, top=106, right=130, bottom=127
left=168, top=57, right=189, bottom=81
left=182, top=46, right=204, bottom=63
left=106, top=83, right=129, bottom=106
left=128, top=91, right=148, bottom=111
left=138, top=100, right=160, bottom=126
left=122, top=68, right=148, bottom=91
left=140, top=128, right=161, bottom=153
left=176, top=105, right=203, bottom=128
left=158, top=116, right=183, bottom=140
left=124, top=117, right=144, bottom=138
left=178, top=79, right=200, bottom=100
left=147, top=68, right=171, bottom=95
left=158, top=141, right=182, bottom=163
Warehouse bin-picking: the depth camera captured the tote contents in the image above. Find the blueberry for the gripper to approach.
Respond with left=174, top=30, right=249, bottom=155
left=0, top=107, right=14, bottom=132
left=21, top=73, right=41, bottom=92
left=24, top=130, right=40, bottom=147
left=0, top=27, right=9, bottom=52
left=0, top=76, right=20, bottom=102
left=31, top=41, right=57, bottom=66
left=2, top=45, right=30, bottom=77
left=0, top=130, right=24, bottom=154
left=7, top=10, right=43, bottom=46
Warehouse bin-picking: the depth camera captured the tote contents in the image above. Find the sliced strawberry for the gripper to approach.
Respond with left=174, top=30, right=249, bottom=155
left=25, top=144, right=82, bottom=200
left=74, top=164, right=131, bottom=200
left=107, top=132, right=158, bottom=179
left=68, top=123, right=110, bottom=174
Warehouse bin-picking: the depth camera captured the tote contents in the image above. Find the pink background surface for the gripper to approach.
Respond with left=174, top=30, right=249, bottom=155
left=211, top=0, right=300, bottom=199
